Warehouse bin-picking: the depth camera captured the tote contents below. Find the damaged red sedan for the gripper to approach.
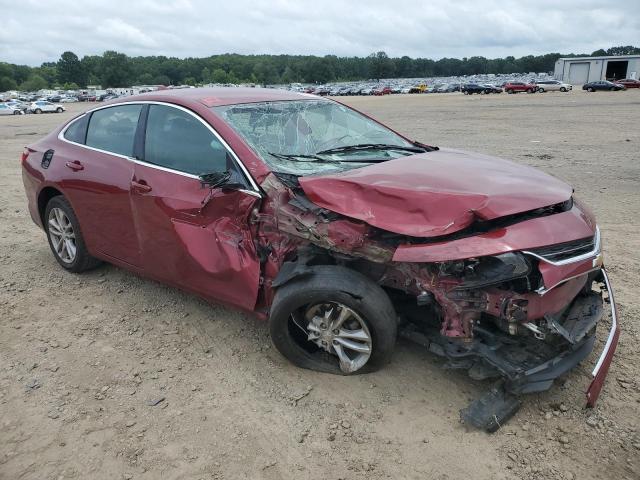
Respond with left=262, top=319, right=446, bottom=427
left=21, top=88, right=619, bottom=431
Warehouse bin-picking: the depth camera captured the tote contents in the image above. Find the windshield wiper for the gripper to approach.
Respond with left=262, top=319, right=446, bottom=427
left=268, top=151, right=337, bottom=163
left=316, top=143, right=427, bottom=155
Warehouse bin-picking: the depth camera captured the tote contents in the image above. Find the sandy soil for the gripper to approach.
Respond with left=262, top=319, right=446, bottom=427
left=1, top=91, right=638, bottom=480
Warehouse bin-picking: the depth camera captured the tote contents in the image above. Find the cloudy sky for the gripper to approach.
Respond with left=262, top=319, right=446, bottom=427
left=1, top=0, right=638, bottom=65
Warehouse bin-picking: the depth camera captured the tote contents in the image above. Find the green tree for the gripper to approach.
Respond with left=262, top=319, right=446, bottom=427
left=369, top=51, right=394, bottom=79
left=211, top=68, right=228, bottom=83
left=57, top=51, right=87, bottom=87
left=20, top=75, right=48, bottom=91
left=62, top=82, right=80, bottom=90
left=99, top=51, right=132, bottom=87
left=0, top=76, right=17, bottom=91
left=200, top=67, right=211, bottom=83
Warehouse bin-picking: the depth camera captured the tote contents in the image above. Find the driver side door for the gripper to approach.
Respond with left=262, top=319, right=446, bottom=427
left=130, top=103, right=262, bottom=311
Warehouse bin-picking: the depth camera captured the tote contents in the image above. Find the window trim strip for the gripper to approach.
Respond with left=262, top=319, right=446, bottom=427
left=57, top=100, right=261, bottom=197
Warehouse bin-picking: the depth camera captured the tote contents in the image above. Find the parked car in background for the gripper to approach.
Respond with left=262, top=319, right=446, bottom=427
left=613, top=78, right=640, bottom=89
left=582, top=81, right=625, bottom=92
left=462, top=83, right=492, bottom=94
left=503, top=82, right=537, bottom=93
left=0, top=103, right=23, bottom=115
left=29, top=101, right=65, bottom=114
left=6, top=100, right=28, bottom=113
left=21, top=87, right=619, bottom=431
left=535, top=80, right=572, bottom=92
left=409, top=84, right=427, bottom=93
left=60, top=96, right=79, bottom=103
left=482, top=84, right=503, bottom=93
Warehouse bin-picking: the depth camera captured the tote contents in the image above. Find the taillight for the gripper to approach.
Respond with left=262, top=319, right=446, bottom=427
left=21, top=147, right=30, bottom=163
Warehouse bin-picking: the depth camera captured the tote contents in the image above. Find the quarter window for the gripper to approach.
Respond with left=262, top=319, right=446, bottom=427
left=86, top=105, right=142, bottom=156
left=144, top=104, right=228, bottom=175
left=63, top=115, right=89, bottom=144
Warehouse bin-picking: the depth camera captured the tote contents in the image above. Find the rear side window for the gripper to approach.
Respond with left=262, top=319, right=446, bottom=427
left=86, top=105, right=142, bottom=156
left=63, top=115, right=89, bottom=144
left=144, top=104, right=228, bottom=175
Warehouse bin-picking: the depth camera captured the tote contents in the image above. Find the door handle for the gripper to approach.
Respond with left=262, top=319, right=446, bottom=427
left=131, top=180, right=152, bottom=193
left=65, top=160, right=84, bottom=171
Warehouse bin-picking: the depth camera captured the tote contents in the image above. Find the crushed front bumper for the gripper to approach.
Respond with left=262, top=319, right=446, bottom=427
left=505, top=268, right=619, bottom=405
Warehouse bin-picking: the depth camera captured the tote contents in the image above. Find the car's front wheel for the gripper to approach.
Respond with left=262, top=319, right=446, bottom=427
left=34, top=108, right=42, bottom=114
left=560, top=87, right=567, bottom=92
left=538, top=88, right=545, bottom=93
left=588, top=87, right=595, bottom=92
left=44, top=196, right=101, bottom=273
left=269, top=266, right=397, bottom=375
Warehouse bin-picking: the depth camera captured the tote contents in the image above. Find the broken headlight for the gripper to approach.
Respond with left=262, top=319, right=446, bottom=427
left=443, top=252, right=531, bottom=290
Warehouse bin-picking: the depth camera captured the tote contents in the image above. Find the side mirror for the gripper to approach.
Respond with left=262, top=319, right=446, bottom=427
left=199, top=170, right=245, bottom=191
left=200, top=171, right=231, bottom=188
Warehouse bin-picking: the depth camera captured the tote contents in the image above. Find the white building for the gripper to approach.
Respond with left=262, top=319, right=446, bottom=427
left=554, top=55, right=640, bottom=84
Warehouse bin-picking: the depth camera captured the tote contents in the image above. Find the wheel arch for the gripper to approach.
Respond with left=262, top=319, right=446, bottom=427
left=38, top=186, right=64, bottom=225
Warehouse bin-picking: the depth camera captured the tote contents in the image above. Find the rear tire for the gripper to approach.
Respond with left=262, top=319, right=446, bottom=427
left=538, top=88, right=545, bottom=93
left=506, top=89, right=513, bottom=94
left=35, top=108, right=42, bottom=114
left=56, top=107, right=63, bottom=113
left=44, top=196, right=102, bottom=273
left=269, top=266, right=397, bottom=375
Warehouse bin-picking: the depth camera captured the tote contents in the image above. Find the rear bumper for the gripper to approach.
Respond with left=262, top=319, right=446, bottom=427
left=585, top=268, right=620, bottom=407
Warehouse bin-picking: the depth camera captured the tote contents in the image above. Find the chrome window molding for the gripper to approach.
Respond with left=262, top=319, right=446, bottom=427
left=523, top=226, right=600, bottom=267
left=57, top=101, right=261, bottom=197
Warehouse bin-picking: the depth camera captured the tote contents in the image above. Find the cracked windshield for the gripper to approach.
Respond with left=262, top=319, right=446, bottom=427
left=214, top=100, right=424, bottom=175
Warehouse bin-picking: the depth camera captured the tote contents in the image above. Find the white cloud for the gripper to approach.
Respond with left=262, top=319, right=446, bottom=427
left=0, top=0, right=638, bottom=65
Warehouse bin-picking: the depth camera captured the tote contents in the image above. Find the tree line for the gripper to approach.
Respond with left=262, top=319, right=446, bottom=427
left=1, top=46, right=639, bottom=91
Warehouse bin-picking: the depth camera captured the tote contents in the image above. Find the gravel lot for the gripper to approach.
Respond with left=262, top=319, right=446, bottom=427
left=1, top=91, right=639, bottom=480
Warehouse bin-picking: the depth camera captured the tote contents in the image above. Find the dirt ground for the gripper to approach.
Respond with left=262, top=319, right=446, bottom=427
left=1, top=91, right=639, bottom=480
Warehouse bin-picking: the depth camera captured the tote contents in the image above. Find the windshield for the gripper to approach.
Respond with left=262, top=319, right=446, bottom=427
left=213, top=100, right=418, bottom=175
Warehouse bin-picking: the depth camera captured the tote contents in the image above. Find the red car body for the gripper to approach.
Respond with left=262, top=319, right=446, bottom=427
left=615, top=78, right=640, bottom=88
left=503, top=82, right=537, bottom=93
left=21, top=88, right=618, bottom=429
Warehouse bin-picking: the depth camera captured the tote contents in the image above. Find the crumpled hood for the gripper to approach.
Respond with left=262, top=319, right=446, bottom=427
left=298, top=148, right=573, bottom=237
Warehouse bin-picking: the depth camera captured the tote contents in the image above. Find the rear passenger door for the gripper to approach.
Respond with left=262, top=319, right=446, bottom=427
left=59, top=104, right=143, bottom=266
left=129, top=103, right=262, bottom=310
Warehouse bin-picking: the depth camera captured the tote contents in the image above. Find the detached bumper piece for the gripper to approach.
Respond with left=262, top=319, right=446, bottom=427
left=460, top=382, right=521, bottom=433
left=586, top=269, right=620, bottom=407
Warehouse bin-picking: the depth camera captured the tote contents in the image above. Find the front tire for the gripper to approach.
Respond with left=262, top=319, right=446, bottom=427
left=269, top=266, right=397, bottom=375
left=44, top=196, right=101, bottom=273
left=34, top=108, right=42, bottom=114
left=538, top=88, right=545, bottom=93
left=588, top=87, right=595, bottom=92
left=560, top=87, right=567, bottom=92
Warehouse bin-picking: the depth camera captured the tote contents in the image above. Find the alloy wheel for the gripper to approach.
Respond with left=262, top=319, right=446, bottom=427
left=48, top=207, right=77, bottom=264
left=293, top=302, right=373, bottom=373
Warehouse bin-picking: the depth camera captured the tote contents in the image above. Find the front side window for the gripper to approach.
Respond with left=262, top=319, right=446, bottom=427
left=143, top=104, right=228, bottom=175
left=86, top=105, right=142, bottom=156
left=214, top=100, right=418, bottom=175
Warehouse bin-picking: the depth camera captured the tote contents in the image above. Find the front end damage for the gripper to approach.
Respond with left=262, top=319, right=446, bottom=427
left=254, top=173, right=619, bottom=431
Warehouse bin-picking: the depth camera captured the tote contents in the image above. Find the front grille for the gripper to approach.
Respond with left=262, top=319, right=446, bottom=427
left=528, top=235, right=596, bottom=263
